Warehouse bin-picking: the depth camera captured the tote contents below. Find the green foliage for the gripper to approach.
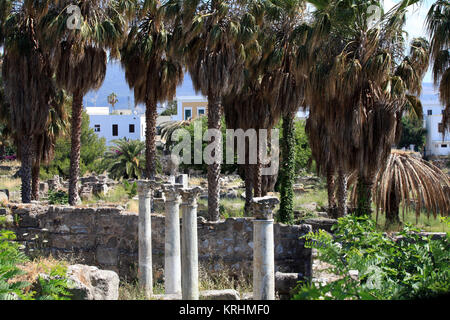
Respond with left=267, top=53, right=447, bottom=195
left=48, top=190, right=69, bottom=205
left=0, top=229, right=72, bottom=300
left=40, top=111, right=106, bottom=180
left=35, top=265, right=71, bottom=300
left=101, top=138, right=145, bottom=180
left=0, top=230, right=30, bottom=300
left=123, top=180, right=138, bottom=199
left=397, top=117, right=427, bottom=152
left=160, top=100, right=178, bottom=116
left=293, top=215, right=450, bottom=300
left=175, top=116, right=237, bottom=174
left=278, top=115, right=296, bottom=224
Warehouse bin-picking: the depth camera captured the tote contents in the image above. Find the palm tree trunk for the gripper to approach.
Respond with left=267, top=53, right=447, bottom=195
left=145, top=98, right=158, bottom=179
left=68, top=90, right=83, bottom=205
left=20, top=135, right=33, bottom=204
left=253, top=138, right=262, bottom=197
left=355, top=174, right=375, bottom=217
left=207, top=95, right=223, bottom=222
left=279, top=112, right=296, bottom=223
left=244, top=164, right=254, bottom=215
left=0, top=144, right=5, bottom=160
left=336, top=168, right=348, bottom=218
left=326, top=166, right=336, bottom=217
left=385, top=186, right=401, bottom=227
left=31, top=158, right=40, bottom=201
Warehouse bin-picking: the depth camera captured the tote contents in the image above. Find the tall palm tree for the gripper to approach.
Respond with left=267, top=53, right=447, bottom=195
left=121, top=0, right=184, bottom=179
left=171, top=0, right=261, bottom=221
left=42, top=0, right=126, bottom=205
left=305, top=0, right=427, bottom=217
left=261, top=0, right=316, bottom=223
left=31, top=91, right=68, bottom=200
left=426, top=0, right=449, bottom=132
left=351, top=149, right=450, bottom=227
left=1, top=0, right=60, bottom=203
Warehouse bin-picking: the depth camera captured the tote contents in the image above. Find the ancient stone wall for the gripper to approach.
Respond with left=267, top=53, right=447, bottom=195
left=6, top=204, right=312, bottom=281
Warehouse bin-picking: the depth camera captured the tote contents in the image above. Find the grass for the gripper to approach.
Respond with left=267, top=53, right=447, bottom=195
left=118, top=262, right=252, bottom=300
left=0, top=176, right=21, bottom=192
left=293, top=188, right=328, bottom=211
left=372, top=209, right=450, bottom=233
left=11, top=256, right=70, bottom=294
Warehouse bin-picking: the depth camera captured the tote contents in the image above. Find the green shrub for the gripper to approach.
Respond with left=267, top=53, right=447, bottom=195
left=123, top=181, right=138, bottom=199
left=293, top=215, right=450, bottom=300
left=48, top=190, right=69, bottom=205
left=0, top=230, right=30, bottom=300
left=0, top=230, right=72, bottom=300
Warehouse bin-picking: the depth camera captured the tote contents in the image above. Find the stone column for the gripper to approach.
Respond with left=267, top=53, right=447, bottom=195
left=180, top=187, right=203, bottom=300
left=137, top=180, right=158, bottom=298
left=250, top=196, right=279, bottom=300
left=162, top=184, right=183, bottom=295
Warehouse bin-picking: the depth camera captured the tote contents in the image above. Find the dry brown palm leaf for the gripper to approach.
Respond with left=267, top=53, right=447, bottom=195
left=351, top=149, right=450, bottom=224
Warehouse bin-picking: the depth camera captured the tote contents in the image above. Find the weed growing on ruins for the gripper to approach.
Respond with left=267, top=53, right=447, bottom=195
left=48, top=190, right=69, bottom=205
left=0, top=230, right=72, bottom=300
left=293, top=216, right=450, bottom=300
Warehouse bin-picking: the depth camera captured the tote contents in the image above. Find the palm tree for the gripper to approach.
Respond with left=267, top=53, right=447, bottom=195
left=350, top=149, right=450, bottom=227
left=261, top=0, right=316, bottom=223
left=121, top=0, right=184, bottom=179
left=426, top=0, right=449, bottom=132
left=171, top=0, right=261, bottom=221
left=102, top=138, right=145, bottom=180
left=42, top=0, right=127, bottom=205
left=305, top=0, right=428, bottom=217
left=107, top=92, right=119, bottom=112
left=31, top=91, right=68, bottom=200
left=1, top=0, right=60, bottom=203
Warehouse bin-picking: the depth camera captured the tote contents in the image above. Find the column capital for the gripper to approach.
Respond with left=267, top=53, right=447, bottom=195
left=250, top=196, right=279, bottom=220
left=137, top=180, right=160, bottom=196
left=162, top=183, right=183, bottom=202
left=180, top=187, right=203, bottom=205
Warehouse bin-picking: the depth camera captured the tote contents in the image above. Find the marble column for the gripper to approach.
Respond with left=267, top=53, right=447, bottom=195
left=250, top=196, right=279, bottom=300
left=137, top=180, right=158, bottom=298
left=180, top=187, right=203, bottom=300
left=162, top=183, right=183, bottom=295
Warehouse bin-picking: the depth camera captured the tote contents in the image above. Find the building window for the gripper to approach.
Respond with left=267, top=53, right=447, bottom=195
left=184, top=108, right=192, bottom=120
left=112, top=124, right=118, bottom=136
left=94, top=124, right=101, bottom=132
left=438, top=123, right=444, bottom=133
left=198, top=108, right=205, bottom=117
left=129, top=124, right=135, bottom=133
left=442, top=144, right=448, bottom=148
left=427, top=110, right=432, bottom=116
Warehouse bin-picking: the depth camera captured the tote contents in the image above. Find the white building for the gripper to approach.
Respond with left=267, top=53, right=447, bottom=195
left=86, top=107, right=145, bottom=145
left=86, top=106, right=174, bottom=146
left=423, top=102, right=450, bottom=157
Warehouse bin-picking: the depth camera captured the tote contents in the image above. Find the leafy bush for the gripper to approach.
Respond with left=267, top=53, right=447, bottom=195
left=0, top=230, right=30, bottom=300
left=397, top=117, right=427, bottom=152
left=0, top=230, right=72, bottom=300
left=40, top=111, right=106, bottom=180
left=48, top=190, right=69, bottom=205
left=294, top=215, right=450, bottom=300
left=101, top=138, right=145, bottom=179
left=123, top=180, right=138, bottom=199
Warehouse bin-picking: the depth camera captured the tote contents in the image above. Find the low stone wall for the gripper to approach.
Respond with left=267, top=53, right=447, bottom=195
left=5, top=204, right=312, bottom=281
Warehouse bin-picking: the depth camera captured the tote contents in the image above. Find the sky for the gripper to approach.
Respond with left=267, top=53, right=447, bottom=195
left=84, top=0, right=439, bottom=110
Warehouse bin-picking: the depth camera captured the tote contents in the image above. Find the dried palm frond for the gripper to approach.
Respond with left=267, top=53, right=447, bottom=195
left=351, top=150, right=450, bottom=222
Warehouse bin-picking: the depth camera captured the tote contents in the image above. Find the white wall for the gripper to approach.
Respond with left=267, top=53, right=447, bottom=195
left=423, top=102, right=450, bottom=157
left=89, top=114, right=144, bottom=145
